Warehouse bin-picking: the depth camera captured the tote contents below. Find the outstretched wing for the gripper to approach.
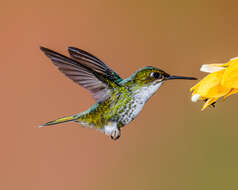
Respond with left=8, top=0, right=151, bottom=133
left=40, top=46, right=121, bottom=102
left=68, top=47, right=122, bottom=83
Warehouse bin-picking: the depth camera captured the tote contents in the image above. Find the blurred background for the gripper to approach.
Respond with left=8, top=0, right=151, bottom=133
left=1, top=0, right=238, bottom=189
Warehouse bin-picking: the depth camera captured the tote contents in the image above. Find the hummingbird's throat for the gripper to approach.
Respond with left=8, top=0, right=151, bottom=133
left=133, top=82, right=163, bottom=103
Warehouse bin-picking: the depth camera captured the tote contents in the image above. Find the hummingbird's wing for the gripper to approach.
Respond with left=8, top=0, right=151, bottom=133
left=68, top=47, right=122, bottom=83
left=40, top=47, right=122, bottom=102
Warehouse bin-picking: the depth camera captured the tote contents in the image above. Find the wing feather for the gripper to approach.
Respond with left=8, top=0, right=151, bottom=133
left=68, top=47, right=123, bottom=83
left=40, top=46, right=120, bottom=102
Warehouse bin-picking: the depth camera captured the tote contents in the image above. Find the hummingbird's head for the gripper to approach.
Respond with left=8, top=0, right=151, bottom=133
left=129, top=66, right=197, bottom=86
left=123, top=66, right=196, bottom=102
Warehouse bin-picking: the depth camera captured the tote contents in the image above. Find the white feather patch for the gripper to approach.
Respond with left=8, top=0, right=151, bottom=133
left=104, top=122, right=118, bottom=136
left=133, top=82, right=163, bottom=103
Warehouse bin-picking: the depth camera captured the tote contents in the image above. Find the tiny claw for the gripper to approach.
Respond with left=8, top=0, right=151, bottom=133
left=111, top=129, right=121, bottom=140
left=111, top=134, right=120, bottom=140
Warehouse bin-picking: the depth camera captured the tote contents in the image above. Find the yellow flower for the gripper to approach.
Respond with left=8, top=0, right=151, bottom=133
left=190, top=57, right=238, bottom=110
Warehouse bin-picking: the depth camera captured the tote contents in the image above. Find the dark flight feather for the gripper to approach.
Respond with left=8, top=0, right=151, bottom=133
left=68, top=47, right=122, bottom=83
left=40, top=46, right=121, bottom=102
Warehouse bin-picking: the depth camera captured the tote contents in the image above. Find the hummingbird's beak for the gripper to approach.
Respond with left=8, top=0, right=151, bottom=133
left=166, top=75, right=197, bottom=80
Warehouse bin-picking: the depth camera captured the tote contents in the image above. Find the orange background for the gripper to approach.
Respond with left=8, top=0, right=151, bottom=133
left=1, top=0, right=238, bottom=189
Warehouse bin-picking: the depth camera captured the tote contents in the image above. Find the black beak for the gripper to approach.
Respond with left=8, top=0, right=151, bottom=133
left=166, top=75, right=197, bottom=80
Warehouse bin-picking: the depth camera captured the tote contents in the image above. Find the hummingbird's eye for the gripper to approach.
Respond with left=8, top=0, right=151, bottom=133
left=151, top=72, right=161, bottom=79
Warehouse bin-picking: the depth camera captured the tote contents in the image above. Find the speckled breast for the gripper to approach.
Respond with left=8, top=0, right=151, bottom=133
left=117, top=98, right=145, bottom=126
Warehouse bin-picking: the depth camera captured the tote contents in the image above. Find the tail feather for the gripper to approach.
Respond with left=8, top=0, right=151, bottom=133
left=39, top=115, right=76, bottom=127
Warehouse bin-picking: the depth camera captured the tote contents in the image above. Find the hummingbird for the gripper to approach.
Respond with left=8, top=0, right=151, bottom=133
left=40, top=46, right=196, bottom=140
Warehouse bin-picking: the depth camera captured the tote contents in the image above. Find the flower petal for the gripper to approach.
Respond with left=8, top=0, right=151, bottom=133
left=196, top=70, right=230, bottom=98
left=230, top=57, right=238, bottom=61
left=200, top=64, right=225, bottom=73
left=222, top=57, right=238, bottom=67
left=190, top=81, right=201, bottom=92
left=222, top=61, right=238, bottom=88
left=224, top=88, right=238, bottom=99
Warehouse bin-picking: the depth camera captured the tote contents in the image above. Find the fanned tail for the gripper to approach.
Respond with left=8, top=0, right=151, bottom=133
left=39, top=115, right=77, bottom=127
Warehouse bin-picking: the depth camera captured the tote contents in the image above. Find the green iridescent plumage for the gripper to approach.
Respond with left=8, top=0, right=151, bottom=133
left=40, top=46, right=196, bottom=140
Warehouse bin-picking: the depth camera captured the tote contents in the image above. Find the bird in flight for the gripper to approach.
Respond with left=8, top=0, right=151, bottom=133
left=40, top=46, right=196, bottom=140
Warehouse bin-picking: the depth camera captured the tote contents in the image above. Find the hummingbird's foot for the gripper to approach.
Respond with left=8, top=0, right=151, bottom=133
left=104, top=122, right=120, bottom=140
left=111, top=129, right=121, bottom=140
